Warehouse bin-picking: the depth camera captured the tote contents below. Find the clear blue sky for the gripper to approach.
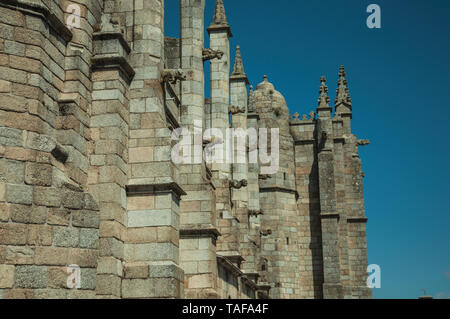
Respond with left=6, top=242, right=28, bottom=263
left=165, top=0, right=450, bottom=299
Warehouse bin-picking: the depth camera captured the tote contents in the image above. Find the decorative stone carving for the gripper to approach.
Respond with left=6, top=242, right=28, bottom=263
left=248, top=209, right=263, bottom=217
left=203, top=48, right=224, bottom=61
left=161, top=69, right=186, bottom=84
left=99, top=14, right=124, bottom=34
left=357, top=139, right=370, bottom=146
left=230, top=179, right=248, bottom=189
left=258, top=174, right=272, bottom=181
left=229, top=105, right=246, bottom=115
left=260, top=229, right=272, bottom=236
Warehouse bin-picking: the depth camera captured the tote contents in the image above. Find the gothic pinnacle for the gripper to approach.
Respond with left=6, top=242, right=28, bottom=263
left=212, top=0, right=229, bottom=26
left=335, top=65, right=352, bottom=108
left=318, top=76, right=331, bottom=108
left=232, top=45, right=245, bottom=76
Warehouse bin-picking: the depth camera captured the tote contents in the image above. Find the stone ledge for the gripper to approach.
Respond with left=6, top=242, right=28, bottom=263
left=259, top=186, right=299, bottom=200
left=207, top=24, right=233, bottom=37
left=180, top=226, right=221, bottom=240
left=91, top=55, right=135, bottom=83
left=217, top=255, right=243, bottom=277
left=0, top=0, right=72, bottom=42
left=320, top=213, right=340, bottom=220
left=347, top=217, right=368, bottom=224
left=126, top=182, right=186, bottom=200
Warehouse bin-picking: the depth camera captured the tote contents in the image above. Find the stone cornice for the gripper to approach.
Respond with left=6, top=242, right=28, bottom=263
left=180, top=226, right=221, bottom=240
left=0, top=0, right=72, bottom=42
left=93, top=31, right=131, bottom=54
left=216, top=255, right=243, bottom=277
left=259, top=186, right=299, bottom=200
left=207, top=24, right=233, bottom=38
left=347, top=217, right=368, bottom=224
left=126, top=182, right=187, bottom=199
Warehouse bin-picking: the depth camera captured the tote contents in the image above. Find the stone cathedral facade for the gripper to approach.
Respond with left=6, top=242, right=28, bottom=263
left=0, top=0, right=372, bottom=299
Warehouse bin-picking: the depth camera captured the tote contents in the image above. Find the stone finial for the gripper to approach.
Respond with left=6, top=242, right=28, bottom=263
left=318, top=76, right=331, bottom=108
left=293, top=113, right=300, bottom=121
left=232, top=46, right=246, bottom=76
left=211, top=0, right=229, bottom=26
left=335, top=65, right=353, bottom=108
left=302, top=114, right=308, bottom=121
left=309, top=111, right=316, bottom=120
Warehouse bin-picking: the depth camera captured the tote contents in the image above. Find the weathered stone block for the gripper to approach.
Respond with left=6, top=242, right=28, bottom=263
left=34, top=247, right=68, bottom=266
left=0, top=94, right=28, bottom=112
left=15, top=266, right=48, bottom=289
left=97, top=257, right=123, bottom=276
left=79, top=228, right=99, bottom=249
left=0, top=222, right=27, bottom=245
left=33, top=187, right=61, bottom=207
left=48, top=208, right=70, bottom=226
left=124, top=262, right=149, bottom=279
left=53, top=226, right=79, bottom=248
left=28, top=224, right=53, bottom=246
left=5, top=183, right=33, bottom=205
left=24, top=162, right=52, bottom=186
left=10, top=204, right=46, bottom=224
left=96, top=274, right=121, bottom=296
left=0, top=265, right=14, bottom=288
left=5, top=246, right=34, bottom=265
left=72, top=210, right=100, bottom=229
left=68, top=248, right=99, bottom=268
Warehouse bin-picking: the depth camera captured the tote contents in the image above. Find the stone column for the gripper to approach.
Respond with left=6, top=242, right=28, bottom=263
left=207, top=0, right=234, bottom=261
left=179, top=0, right=218, bottom=299
left=229, top=45, right=250, bottom=269
left=316, top=77, right=343, bottom=299
left=119, top=0, right=184, bottom=299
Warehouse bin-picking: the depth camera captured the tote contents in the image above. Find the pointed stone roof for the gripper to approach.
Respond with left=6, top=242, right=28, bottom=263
left=212, top=0, right=228, bottom=26
left=207, top=0, right=232, bottom=37
left=230, top=45, right=249, bottom=84
left=335, top=65, right=352, bottom=109
left=318, top=76, right=331, bottom=108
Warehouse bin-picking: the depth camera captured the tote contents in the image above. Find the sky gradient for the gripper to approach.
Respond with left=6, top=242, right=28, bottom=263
left=164, top=0, right=450, bottom=299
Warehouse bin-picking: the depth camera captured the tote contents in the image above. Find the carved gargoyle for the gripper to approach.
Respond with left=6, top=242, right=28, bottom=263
left=357, top=139, right=370, bottom=146
left=258, top=174, right=272, bottom=181
left=99, top=14, right=124, bottom=34
left=248, top=209, right=263, bottom=217
left=260, top=229, right=272, bottom=236
left=161, top=69, right=186, bottom=85
left=202, top=48, right=224, bottom=61
left=230, top=179, right=248, bottom=189
left=229, top=105, right=246, bottom=115
left=203, top=136, right=223, bottom=147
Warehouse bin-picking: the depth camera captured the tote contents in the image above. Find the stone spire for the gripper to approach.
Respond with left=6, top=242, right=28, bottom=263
left=208, top=0, right=232, bottom=37
left=211, top=0, right=229, bottom=26
left=232, top=46, right=245, bottom=76
left=230, top=45, right=249, bottom=84
left=335, top=65, right=352, bottom=109
left=318, top=76, right=331, bottom=108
